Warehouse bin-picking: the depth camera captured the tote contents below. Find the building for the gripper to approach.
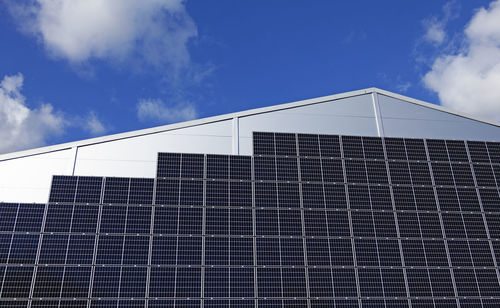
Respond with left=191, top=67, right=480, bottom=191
left=0, top=87, right=500, bottom=307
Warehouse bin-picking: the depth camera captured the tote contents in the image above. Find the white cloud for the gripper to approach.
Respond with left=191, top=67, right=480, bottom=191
left=423, top=0, right=500, bottom=123
left=415, top=1, right=460, bottom=66
left=0, top=73, right=65, bottom=154
left=84, top=111, right=107, bottom=136
left=8, top=0, right=197, bottom=73
left=137, top=98, right=197, bottom=123
left=396, top=82, right=411, bottom=93
left=423, top=18, right=447, bottom=45
left=421, top=1, right=459, bottom=45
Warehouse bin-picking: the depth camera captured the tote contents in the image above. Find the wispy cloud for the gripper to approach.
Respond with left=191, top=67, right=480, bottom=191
left=423, top=0, right=500, bottom=123
left=84, top=111, right=107, bottom=136
left=341, top=29, right=367, bottom=45
left=414, top=1, right=461, bottom=66
left=7, top=0, right=197, bottom=77
left=396, top=82, right=411, bottom=93
left=421, top=1, right=460, bottom=46
left=422, top=18, right=447, bottom=45
left=0, top=73, right=65, bottom=154
left=137, top=98, right=198, bottom=123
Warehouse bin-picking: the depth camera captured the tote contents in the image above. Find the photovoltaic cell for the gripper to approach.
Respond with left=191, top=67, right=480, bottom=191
left=229, top=155, right=251, bottom=180
left=206, top=154, right=228, bottom=179
left=319, top=134, right=341, bottom=157
left=486, top=142, right=500, bottom=165
left=157, top=152, right=181, bottom=178
left=427, top=139, right=449, bottom=161
left=298, top=133, right=320, bottom=156
left=385, top=138, right=407, bottom=160
left=75, top=176, right=102, bottom=203
left=49, top=175, right=78, bottom=203
left=341, top=135, right=364, bottom=159
left=180, top=153, right=204, bottom=179
left=468, top=141, right=490, bottom=163
left=103, top=177, right=129, bottom=204
left=253, top=132, right=275, bottom=155
left=275, top=132, right=297, bottom=156
left=362, top=136, right=385, bottom=159
left=405, top=138, right=427, bottom=161
left=129, top=178, right=154, bottom=204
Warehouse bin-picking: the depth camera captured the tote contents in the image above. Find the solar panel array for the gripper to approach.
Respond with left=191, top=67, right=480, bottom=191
left=1, top=132, right=500, bottom=307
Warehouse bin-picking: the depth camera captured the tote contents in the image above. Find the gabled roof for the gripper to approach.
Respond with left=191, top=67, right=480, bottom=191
left=1, top=87, right=499, bottom=161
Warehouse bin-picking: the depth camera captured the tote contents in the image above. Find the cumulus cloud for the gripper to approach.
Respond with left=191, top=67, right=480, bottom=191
left=423, top=0, right=500, bottom=123
left=137, top=98, right=197, bottom=123
left=0, top=73, right=65, bottom=154
left=8, top=0, right=197, bottom=74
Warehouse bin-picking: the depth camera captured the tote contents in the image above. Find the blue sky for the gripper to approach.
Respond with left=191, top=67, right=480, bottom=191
left=1, top=0, right=499, bottom=154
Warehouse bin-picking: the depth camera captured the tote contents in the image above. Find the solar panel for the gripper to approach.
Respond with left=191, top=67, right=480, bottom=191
left=2, top=132, right=500, bottom=306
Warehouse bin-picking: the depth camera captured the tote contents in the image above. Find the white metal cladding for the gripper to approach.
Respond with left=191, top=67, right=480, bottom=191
left=0, top=148, right=74, bottom=203
left=74, top=119, right=234, bottom=178
left=1, top=88, right=500, bottom=203
left=377, top=94, right=500, bottom=140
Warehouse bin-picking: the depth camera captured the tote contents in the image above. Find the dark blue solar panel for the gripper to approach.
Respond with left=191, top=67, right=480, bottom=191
left=75, top=176, right=102, bottom=203
left=180, top=153, right=204, bottom=178
left=254, top=156, right=276, bottom=180
left=229, top=155, right=251, bottom=180
left=151, top=236, right=176, bottom=266
left=229, top=181, right=252, bottom=206
left=342, top=135, right=364, bottom=159
left=61, top=266, right=91, bottom=298
left=319, top=134, right=341, bottom=157
left=206, top=154, right=228, bottom=179
left=362, top=136, right=385, bottom=159
left=206, top=180, right=228, bottom=206
left=180, top=180, right=203, bottom=206
left=426, top=139, right=449, bottom=161
left=33, top=266, right=63, bottom=298
left=2, top=266, right=33, bottom=298
left=405, top=138, right=427, bottom=161
left=8, top=234, right=39, bottom=264
left=15, top=203, right=44, bottom=232
left=66, top=234, right=94, bottom=264
left=49, top=175, right=77, bottom=203
left=275, top=132, right=297, bottom=156
left=125, top=206, right=151, bottom=234
left=45, top=204, right=72, bottom=232
left=253, top=132, right=275, bottom=155
left=0, top=203, right=17, bottom=232
left=71, top=204, right=99, bottom=232
left=385, top=137, right=407, bottom=160
left=298, top=133, right=320, bottom=156
left=103, top=177, right=129, bottom=204
left=155, top=178, right=179, bottom=205
left=120, top=267, right=147, bottom=297
left=128, top=178, right=154, bottom=204
left=157, top=152, right=181, bottom=178
left=149, top=267, right=175, bottom=297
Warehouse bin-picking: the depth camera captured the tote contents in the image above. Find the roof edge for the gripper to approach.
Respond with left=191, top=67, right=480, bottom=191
left=0, top=88, right=374, bottom=161
left=1, top=87, right=498, bottom=161
left=373, top=88, right=500, bottom=128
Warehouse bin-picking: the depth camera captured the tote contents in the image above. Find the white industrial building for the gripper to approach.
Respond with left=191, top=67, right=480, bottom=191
left=1, top=87, right=499, bottom=203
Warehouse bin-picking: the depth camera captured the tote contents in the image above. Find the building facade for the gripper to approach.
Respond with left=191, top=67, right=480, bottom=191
left=1, top=88, right=500, bottom=307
